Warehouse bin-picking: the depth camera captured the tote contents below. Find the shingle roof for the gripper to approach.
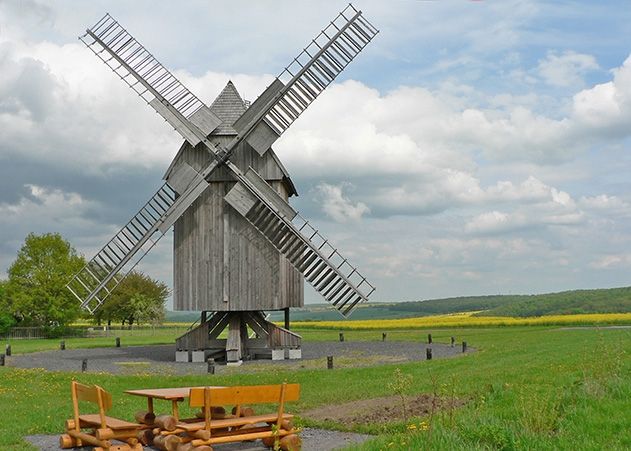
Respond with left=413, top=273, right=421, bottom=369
left=208, top=80, right=246, bottom=136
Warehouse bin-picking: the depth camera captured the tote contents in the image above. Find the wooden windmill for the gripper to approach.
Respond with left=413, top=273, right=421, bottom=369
left=67, top=4, right=378, bottom=363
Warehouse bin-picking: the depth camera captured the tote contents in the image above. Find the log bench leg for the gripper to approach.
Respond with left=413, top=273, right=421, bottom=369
left=67, top=429, right=111, bottom=448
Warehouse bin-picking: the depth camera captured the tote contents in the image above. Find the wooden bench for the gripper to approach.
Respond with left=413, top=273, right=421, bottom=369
left=60, top=381, right=143, bottom=451
left=163, top=383, right=301, bottom=449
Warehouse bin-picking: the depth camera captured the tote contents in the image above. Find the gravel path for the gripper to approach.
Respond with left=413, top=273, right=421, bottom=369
left=7, top=341, right=468, bottom=375
left=26, top=428, right=373, bottom=450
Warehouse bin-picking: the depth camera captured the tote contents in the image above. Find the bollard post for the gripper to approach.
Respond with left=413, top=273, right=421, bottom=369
left=0, top=354, right=4, bottom=366
left=207, top=358, right=215, bottom=374
left=339, top=332, right=344, bottom=342
left=60, top=340, right=66, bottom=351
left=382, top=332, right=387, bottom=342
left=5, top=344, right=11, bottom=357
left=81, top=359, right=88, bottom=372
left=115, top=337, right=121, bottom=348
left=462, top=341, right=467, bottom=353
left=451, top=336, right=455, bottom=348
left=327, top=356, right=333, bottom=369
left=426, top=348, right=432, bottom=360
left=427, top=333, right=432, bottom=344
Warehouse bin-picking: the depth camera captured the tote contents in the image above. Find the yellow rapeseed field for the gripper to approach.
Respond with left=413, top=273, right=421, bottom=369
left=292, top=312, right=631, bottom=329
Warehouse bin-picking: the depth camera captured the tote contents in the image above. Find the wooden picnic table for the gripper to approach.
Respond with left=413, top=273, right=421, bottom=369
left=125, top=387, right=223, bottom=421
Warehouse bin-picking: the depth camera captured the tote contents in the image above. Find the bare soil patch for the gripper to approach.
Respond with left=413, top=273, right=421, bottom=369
left=304, top=394, right=466, bottom=426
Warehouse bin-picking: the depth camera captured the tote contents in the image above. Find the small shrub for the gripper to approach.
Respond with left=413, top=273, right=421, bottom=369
left=388, top=368, right=413, bottom=419
left=462, top=421, right=516, bottom=450
left=517, top=390, right=562, bottom=435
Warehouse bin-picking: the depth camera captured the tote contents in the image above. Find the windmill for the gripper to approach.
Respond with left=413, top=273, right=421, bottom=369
left=67, top=4, right=378, bottom=364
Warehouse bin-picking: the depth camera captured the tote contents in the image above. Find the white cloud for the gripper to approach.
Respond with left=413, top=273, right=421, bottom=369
left=572, top=55, right=631, bottom=132
left=590, top=254, right=631, bottom=269
left=579, top=194, right=629, bottom=212
left=537, top=51, right=599, bottom=87
left=464, top=184, right=585, bottom=235
left=315, top=183, right=370, bottom=223
left=0, top=184, right=91, bottom=225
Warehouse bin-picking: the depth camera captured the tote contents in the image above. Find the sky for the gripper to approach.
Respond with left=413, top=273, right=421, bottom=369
left=1, top=0, right=631, bottom=308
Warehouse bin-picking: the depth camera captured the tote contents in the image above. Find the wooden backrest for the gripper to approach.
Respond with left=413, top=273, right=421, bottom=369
left=189, top=384, right=300, bottom=408
left=72, top=381, right=113, bottom=411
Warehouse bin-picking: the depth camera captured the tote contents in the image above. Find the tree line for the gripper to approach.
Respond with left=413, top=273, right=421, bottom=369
left=386, top=287, right=631, bottom=317
left=0, top=233, right=169, bottom=334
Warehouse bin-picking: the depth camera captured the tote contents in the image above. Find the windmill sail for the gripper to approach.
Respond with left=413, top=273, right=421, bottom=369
left=70, top=4, right=377, bottom=315
left=233, top=3, right=378, bottom=155
left=225, top=172, right=375, bottom=317
left=67, top=183, right=176, bottom=312
left=80, top=14, right=221, bottom=146
left=67, top=164, right=212, bottom=312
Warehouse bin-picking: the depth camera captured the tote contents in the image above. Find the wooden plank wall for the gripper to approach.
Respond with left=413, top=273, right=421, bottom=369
left=172, top=139, right=303, bottom=311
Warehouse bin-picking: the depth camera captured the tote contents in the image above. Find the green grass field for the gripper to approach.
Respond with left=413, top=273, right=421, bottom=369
left=1, top=326, right=630, bottom=450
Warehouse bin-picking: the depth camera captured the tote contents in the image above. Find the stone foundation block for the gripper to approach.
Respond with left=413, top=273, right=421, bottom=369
left=288, top=348, right=302, bottom=359
left=191, top=350, right=206, bottom=363
left=272, top=349, right=285, bottom=361
left=175, top=350, right=190, bottom=363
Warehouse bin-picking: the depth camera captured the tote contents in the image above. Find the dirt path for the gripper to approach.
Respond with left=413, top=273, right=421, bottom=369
left=304, top=394, right=467, bottom=426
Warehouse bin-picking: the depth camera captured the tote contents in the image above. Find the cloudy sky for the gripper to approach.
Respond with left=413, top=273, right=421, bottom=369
left=1, top=0, right=631, bottom=307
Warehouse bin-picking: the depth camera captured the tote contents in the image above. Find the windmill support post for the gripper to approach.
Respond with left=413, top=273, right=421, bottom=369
left=175, top=311, right=301, bottom=364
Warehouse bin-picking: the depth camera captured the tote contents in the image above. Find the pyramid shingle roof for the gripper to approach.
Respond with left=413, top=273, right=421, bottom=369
left=208, top=80, right=246, bottom=136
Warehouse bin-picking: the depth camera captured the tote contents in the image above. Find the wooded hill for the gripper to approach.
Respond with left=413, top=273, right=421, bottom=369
left=166, top=286, right=631, bottom=322
left=387, top=286, right=631, bottom=317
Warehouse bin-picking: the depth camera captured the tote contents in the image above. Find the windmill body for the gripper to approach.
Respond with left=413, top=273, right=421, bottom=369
left=67, top=5, right=378, bottom=364
left=167, top=82, right=303, bottom=313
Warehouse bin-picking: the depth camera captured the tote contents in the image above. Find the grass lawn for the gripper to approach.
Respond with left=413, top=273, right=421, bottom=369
left=1, top=326, right=188, bottom=354
left=1, top=325, right=630, bottom=449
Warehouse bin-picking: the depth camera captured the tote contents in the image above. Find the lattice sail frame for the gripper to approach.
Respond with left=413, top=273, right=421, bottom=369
left=68, top=4, right=377, bottom=316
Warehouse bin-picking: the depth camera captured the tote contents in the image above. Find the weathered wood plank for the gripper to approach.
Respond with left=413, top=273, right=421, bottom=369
left=244, top=168, right=296, bottom=220
left=188, top=105, right=221, bottom=137
left=149, top=98, right=200, bottom=146
left=233, top=79, right=285, bottom=137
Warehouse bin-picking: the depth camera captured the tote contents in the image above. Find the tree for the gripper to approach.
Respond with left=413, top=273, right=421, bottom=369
left=5, top=233, right=85, bottom=327
left=95, top=271, right=169, bottom=326
left=0, top=280, right=15, bottom=334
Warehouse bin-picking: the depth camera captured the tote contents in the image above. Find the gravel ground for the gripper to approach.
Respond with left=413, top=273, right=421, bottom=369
left=26, top=428, right=373, bottom=450
left=7, top=341, right=468, bottom=375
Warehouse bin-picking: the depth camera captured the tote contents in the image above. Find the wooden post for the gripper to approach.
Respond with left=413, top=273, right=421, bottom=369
left=339, top=332, right=344, bottom=342
left=382, top=332, right=387, bottom=341
left=81, top=359, right=87, bottom=372
left=201, top=310, right=207, bottom=324
left=5, top=344, right=11, bottom=356
left=427, top=333, right=432, bottom=344
left=426, top=348, right=432, bottom=360
left=462, top=341, right=467, bottom=353
left=284, top=308, right=290, bottom=330
left=207, top=357, right=215, bottom=374
left=115, top=337, right=120, bottom=348
left=60, top=340, right=65, bottom=350
left=0, top=354, right=4, bottom=366
left=327, top=356, right=333, bottom=369
left=451, top=336, right=455, bottom=347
